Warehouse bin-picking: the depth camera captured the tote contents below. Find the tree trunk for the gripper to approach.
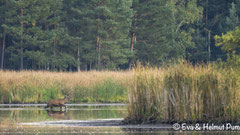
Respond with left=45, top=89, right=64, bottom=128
left=77, top=41, right=81, bottom=71
left=208, top=31, right=211, bottom=59
left=90, top=62, right=92, bottom=70
left=205, top=0, right=210, bottom=60
left=1, top=0, right=8, bottom=70
left=39, top=63, right=42, bottom=70
left=20, top=7, right=24, bottom=70
left=1, top=29, right=6, bottom=69
left=31, top=60, right=34, bottom=70
left=96, top=35, right=101, bottom=70
left=69, top=64, right=72, bottom=72
left=84, top=64, right=87, bottom=71
left=130, top=30, right=135, bottom=51
left=52, top=10, right=57, bottom=70
left=20, top=48, right=23, bottom=70
left=129, top=14, right=137, bottom=69
left=205, top=0, right=208, bottom=26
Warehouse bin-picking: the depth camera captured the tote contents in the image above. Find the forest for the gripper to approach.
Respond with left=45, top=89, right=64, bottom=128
left=0, top=0, right=239, bottom=71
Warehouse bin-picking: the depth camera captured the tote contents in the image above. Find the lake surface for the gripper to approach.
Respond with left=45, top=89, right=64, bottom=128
left=0, top=104, right=238, bottom=134
left=0, top=104, right=126, bottom=123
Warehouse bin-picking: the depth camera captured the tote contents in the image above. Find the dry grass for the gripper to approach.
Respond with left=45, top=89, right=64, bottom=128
left=126, top=61, right=240, bottom=123
left=1, top=61, right=240, bottom=124
left=0, top=70, right=133, bottom=103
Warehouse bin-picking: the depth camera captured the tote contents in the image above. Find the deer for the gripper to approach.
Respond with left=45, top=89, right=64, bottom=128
left=45, top=96, right=71, bottom=111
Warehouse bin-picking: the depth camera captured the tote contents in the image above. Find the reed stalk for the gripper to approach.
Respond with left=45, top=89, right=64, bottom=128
left=126, top=61, right=240, bottom=123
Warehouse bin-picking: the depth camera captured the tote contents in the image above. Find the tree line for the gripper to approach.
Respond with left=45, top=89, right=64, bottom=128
left=0, top=0, right=239, bottom=71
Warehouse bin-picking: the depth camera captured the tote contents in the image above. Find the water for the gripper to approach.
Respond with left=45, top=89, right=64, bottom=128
left=0, top=104, right=126, bottom=123
left=0, top=104, right=238, bottom=134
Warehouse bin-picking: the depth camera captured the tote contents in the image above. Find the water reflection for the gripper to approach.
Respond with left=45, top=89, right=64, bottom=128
left=0, top=104, right=126, bottom=123
left=47, top=110, right=68, bottom=120
left=0, top=104, right=239, bottom=134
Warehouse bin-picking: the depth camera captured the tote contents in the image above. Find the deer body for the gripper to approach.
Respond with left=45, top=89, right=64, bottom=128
left=45, top=96, right=70, bottom=110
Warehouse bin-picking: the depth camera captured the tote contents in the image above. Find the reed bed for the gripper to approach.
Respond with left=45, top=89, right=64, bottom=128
left=0, top=70, right=132, bottom=103
left=126, top=62, right=240, bottom=124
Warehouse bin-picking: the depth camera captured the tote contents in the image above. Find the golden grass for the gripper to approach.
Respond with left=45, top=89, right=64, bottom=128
left=0, top=70, right=132, bottom=87
left=1, top=61, right=240, bottom=124
left=0, top=70, right=133, bottom=103
left=126, top=62, right=240, bottom=123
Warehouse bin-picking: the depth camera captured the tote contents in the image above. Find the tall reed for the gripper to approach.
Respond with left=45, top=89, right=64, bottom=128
left=126, top=62, right=240, bottom=123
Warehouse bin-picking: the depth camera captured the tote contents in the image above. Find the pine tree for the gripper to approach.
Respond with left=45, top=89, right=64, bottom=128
left=67, top=0, right=133, bottom=70
left=2, top=0, right=70, bottom=71
left=0, top=0, right=10, bottom=69
left=199, top=0, right=234, bottom=61
left=23, top=0, right=53, bottom=70
left=186, top=21, right=208, bottom=63
left=225, top=2, right=240, bottom=31
left=132, top=0, right=175, bottom=65
left=2, top=0, right=34, bottom=70
left=2, top=0, right=237, bottom=70
left=63, top=0, right=86, bottom=71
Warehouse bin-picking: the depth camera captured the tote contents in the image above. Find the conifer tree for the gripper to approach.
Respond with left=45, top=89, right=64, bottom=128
left=0, top=0, right=10, bottom=69
left=225, top=2, right=240, bottom=31
left=67, top=0, right=133, bottom=70
left=3, top=0, right=33, bottom=70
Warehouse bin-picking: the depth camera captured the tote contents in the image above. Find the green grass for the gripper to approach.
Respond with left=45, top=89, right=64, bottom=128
left=72, top=78, right=127, bottom=103
left=0, top=71, right=130, bottom=103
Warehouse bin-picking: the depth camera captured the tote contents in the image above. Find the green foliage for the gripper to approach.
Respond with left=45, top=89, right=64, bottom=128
left=214, top=2, right=240, bottom=71
left=0, top=0, right=239, bottom=70
left=186, top=25, right=209, bottom=63
left=225, top=54, right=240, bottom=72
left=132, top=0, right=202, bottom=65
left=95, top=79, right=127, bottom=102
left=41, top=87, right=63, bottom=103
left=134, top=0, right=176, bottom=64
left=4, top=82, right=64, bottom=104
left=215, top=26, right=240, bottom=71
left=73, top=79, right=127, bottom=103
left=216, top=54, right=240, bottom=75
left=215, top=27, right=240, bottom=54
left=171, top=0, right=203, bottom=58
left=225, top=2, right=240, bottom=31
left=64, top=0, right=133, bottom=70
left=73, top=86, right=92, bottom=103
